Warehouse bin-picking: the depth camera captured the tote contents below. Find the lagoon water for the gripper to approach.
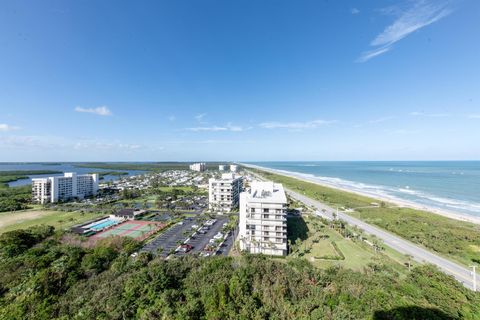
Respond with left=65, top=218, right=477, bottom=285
left=248, top=161, right=480, bottom=218
left=0, top=163, right=144, bottom=187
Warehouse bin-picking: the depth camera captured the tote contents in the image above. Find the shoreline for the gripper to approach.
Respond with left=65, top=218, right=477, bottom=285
left=241, top=163, right=480, bottom=225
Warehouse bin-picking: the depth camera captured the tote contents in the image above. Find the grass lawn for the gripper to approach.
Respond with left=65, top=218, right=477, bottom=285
left=0, top=209, right=103, bottom=234
left=157, top=186, right=196, bottom=192
left=287, top=214, right=410, bottom=274
left=251, top=168, right=480, bottom=267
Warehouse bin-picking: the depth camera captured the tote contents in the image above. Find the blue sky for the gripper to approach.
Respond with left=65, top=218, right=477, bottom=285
left=0, top=0, right=479, bottom=161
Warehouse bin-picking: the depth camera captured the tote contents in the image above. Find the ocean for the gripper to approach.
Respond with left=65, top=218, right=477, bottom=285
left=0, top=163, right=145, bottom=187
left=247, top=161, right=480, bottom=218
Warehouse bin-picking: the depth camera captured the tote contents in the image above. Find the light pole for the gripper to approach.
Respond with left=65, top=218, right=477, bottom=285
left=471, top=265, right=477, bottom=292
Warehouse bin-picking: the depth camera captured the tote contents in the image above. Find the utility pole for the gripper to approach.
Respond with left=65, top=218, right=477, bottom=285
left=471, top=265, right=477, bottom=292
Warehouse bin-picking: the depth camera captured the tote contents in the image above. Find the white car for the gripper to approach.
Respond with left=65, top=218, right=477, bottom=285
left=213, top=232, right=223, bottom=240
left=191, top=224, right=199, bottom=229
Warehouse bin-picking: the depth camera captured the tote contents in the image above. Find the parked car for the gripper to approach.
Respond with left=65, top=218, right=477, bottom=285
left=179, top=244, right=193, bottom=253
left=213, top=232, right=223, bottom=240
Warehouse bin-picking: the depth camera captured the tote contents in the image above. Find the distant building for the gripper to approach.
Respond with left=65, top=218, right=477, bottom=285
left=112, top=209, right=146, bottom=220
left=189, top=162, right=206, bottom=172
left=32, top=172, right=99, bottom=204
left=238, top=181, right=288, bottom=256
left=230, top=164, right=238, bottom=172
left=208, top=173, right=243, bottom=213
left=219, top=165, right=226, bottom=171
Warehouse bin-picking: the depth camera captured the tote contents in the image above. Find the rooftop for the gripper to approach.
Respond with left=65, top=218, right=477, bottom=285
left=247, top=181, right=287, bottom=204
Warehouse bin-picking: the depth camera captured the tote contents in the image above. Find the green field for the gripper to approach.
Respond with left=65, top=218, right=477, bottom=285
left=251, top=167, right=480, bottom=267
left=157, top=186, right=197, bottom=192
left=0, top=209, right=102, bottom=234
left=287, top=214, right=407, bottom=272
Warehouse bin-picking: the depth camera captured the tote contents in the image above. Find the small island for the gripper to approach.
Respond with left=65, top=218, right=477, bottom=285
left=0, top=170, right=63, bottom=187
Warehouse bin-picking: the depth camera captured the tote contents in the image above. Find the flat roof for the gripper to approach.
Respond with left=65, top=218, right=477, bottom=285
left=246, top=181, right=287, bottom=204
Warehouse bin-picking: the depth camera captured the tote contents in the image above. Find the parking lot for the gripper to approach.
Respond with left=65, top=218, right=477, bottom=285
left=141, top=217, right=198, bottom=257
left=176, top=216, right=229, bottom=257
left=140, top=215, right=236, bottom=258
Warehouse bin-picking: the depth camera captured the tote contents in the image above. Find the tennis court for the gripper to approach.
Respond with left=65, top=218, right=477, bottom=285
left=90, top=220, right=165, bottom=241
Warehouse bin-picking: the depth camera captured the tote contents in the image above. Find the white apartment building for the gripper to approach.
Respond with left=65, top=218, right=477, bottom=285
left=219, top=165, right=226, bottom=171
left=238, top=181, right=288, bottom=256
left=230, top=164, right=238, bottom=172
left=32, top=172, right=99, bottom=204
left=208, top=173, right=243, bottom=213
left=189, top=162, right=206, bottom=172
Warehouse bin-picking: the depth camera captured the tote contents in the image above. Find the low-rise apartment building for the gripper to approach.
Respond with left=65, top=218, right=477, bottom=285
left=32, top=172, right=99, bottom=204
left=238, top=181, right=288, bottom=256
left=208, top=173, right=243, bottom=213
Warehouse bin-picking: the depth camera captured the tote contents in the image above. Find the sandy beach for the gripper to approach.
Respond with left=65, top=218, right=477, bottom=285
left=242, top=163, right=480, bottom=225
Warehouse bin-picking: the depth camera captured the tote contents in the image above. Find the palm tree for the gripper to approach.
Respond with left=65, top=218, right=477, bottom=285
left=405, top=254, right=413, bottom=271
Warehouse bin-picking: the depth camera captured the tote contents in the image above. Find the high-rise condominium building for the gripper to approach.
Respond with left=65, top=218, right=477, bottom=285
left=32, top=172, right=99, bottom=204
left=189, top=162, right=206, bottom=172
left=208, top=173, right=243, bottom=213
left=238, top=181, right=288, bottom=256
left=230, top=164, right=238, bottom=172
left=218, top=165, right=226, bottom=171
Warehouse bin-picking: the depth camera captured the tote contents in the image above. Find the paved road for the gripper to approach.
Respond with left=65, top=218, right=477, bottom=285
left=245, top=168, right=479, bottom=291
left=286, top=188, right=480, bottom=291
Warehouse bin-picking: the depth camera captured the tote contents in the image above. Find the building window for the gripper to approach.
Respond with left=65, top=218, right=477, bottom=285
left=263, top=208, right=269, bottom=213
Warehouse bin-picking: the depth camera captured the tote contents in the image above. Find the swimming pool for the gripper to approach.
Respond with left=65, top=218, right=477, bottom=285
left=84, top=218, right=120, bottom=231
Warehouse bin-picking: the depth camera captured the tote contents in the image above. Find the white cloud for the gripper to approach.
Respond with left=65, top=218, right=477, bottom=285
left=369, top=116, right=395, bottom=124
left=356, top=46, right=391, bottom=63
left=185, top=122, right=249, bottom=132
left=73, top=141, right=142, bottom=151
left=409, top=111, right=450, bottom=117
left=186, top=126, right=228, bottom=132
left=468, top=114, right=480, bottom=119
left=0, top=135, right=152, bottom=154
left=194, top=113, right=207, bottom=122
left=75, top=106, right=112, bottom=116
left=259, top=119, right=334, bottom=130
left=0, top=124, right=20, bottom=132
left=351, top=8, right=360, bottom=15
left=357, top=0, right=453, bottom=62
